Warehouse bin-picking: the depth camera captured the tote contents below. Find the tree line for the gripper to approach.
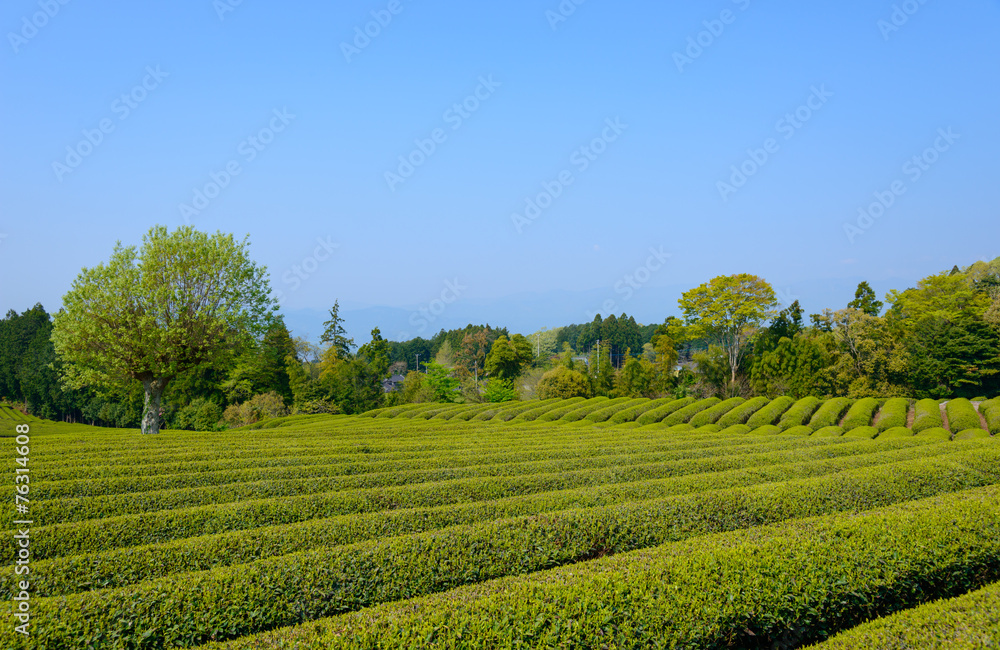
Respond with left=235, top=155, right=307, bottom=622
left=1, top=226, right=997, bottom=433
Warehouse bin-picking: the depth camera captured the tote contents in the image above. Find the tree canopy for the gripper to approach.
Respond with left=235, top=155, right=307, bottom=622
left=52, top=225, right=275, bottom=434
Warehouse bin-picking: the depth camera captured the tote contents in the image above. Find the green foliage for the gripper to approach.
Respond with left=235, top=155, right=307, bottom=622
left=807, top=397, right=853, bottom=431
left=483, top=378, right=517, bottom=403
left=23, top=432, right=1000, bottom=648
left=421, top=361, right=459, bottom=403
left=777, top=396, right=823, bottom=430
left=636, top=397, right=695, bottom=425
left=536, top=366, right=591, bottom=400
left=52, top=225, right=275, bottom=434
left=484, top=334, right=534, bottom=381
left=679, top=273, right=778, bottom=383
left=663, top=397, right=721, bottom=426
left=746, top=395, right=795, bottom=428
left=357, top=327, right=391, bottom=379
left=982, top=398, right=1000, bottom=435
left=945, top=398, right=983, bottom=433
left=840, top=397, right=881, bottom=430
left=171, top=398, right=223, bottom=431
left=912, top=398, right=945, bottom=433
left=689, top=397, right=745, bottom=427
left=848, top=281, right=883, bottom=316
left=874, top=398, right=910, bottom=432
left=812, top=580, right=1000, bottom=650
left=320, top=300, right=355, bottom=358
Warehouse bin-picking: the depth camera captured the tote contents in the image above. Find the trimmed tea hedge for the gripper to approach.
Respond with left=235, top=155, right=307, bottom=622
left=689, top=397, right=745, bottom=427
left=662, top=397, right=721, bottom=426
left=946, top=399, right=982, bottom=433
left=912, top=398, right=945, bottom=433
left=875, top=398, right=911, bottom=432
left=636, top=398, right=695, bottom=425
left=777, top=396, right=823, bottom=430
left=810, top=579, right=1000, bottom=649
left=746, top=396, right=795, bottom=428
left=808, top=398, right=853, bottom=431
left=205, top=481, right=1000, bottom=650
left=716, top=396, right=769, bottom=427
left=841, top=398, right=881, bottom=430
left=23, top=449, right=1000, bottom=649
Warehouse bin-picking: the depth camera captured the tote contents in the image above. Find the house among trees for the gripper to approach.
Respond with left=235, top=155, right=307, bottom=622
left=382, top=374, right=407, bottom=393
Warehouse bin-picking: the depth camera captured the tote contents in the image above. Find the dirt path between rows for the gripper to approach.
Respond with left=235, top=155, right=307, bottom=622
left=939, top=402, right=950, bottom=432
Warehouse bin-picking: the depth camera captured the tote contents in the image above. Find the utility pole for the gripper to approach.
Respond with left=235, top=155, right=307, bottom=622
left=596, top=339, right=600, bottom=376
left=415, top=353, right=420, bottom=374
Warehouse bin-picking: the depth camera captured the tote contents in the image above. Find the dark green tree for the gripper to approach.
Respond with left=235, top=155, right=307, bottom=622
left=848, top=282, right=884, bottom=317
left=320, top=300, right=355, bottom=358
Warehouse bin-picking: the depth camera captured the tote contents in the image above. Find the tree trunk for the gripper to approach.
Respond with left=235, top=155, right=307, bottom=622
left=141, top=377, right=169, bottom=435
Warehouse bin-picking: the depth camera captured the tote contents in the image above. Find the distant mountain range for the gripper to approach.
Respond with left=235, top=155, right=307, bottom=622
left=282, top=278, right=876, bottom=345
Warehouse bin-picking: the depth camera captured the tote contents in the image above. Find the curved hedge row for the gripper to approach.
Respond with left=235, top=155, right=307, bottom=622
left=584, top=398, right=650, bottom=423
left=875, top=398, right=911, bottom=432
left=689, top=397, right=745, bottom=427
left=844, top=426, right=878, bottom=439
left=912, top=398, right=944, bottom=433
left=662, top=397, right=722, bottom=427
left=778, top=396, right=823, bottom=430
left=195, top=460, right=1000, bottom=650
left=608, top=398, right=673, bottom=424
left=916, top=427, right=952, bottom=442
left=810, top=579, right=1000, bottom=650
left=536, top=397, right=605, bottom=422
left=841, top=398, right=881, bottom=430
left=510, top=397, right=586, bottom=422
left=716, top=396, right=768, bottom=427
left=813, top=426, right=845, bottom=438
left=636, top=398, right=695, bottom=425
left=946, top=399, right=983, bottom=433
left=560, top=397, right=629, bottom=422
left=17, top=438, right=951, bottom=600
left=470, top=400, right=550, bottom=422
left=878, top=426, right=915, bottom=439
left=22, top=447, right=1000, bottom=649
left=982, top=398, right=1000, bottom=435
left=808, top=398, right=853, bottom=431
left=745, top=396, right=794, bottom=428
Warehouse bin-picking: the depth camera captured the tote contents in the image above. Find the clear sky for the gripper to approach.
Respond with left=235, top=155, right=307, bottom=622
left=1, top=0, right=998, bottom=342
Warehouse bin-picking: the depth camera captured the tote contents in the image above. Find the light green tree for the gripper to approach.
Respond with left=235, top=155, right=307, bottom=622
left=679, top=274, right=777, bottom=384
left=52, top=226, right=274, bottom=434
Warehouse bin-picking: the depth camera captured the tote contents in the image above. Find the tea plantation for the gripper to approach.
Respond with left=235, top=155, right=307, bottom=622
left=2, top=395, right=999, bottom=649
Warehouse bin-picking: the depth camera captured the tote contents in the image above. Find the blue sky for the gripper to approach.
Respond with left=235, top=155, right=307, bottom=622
left=1, top=0, right=998, bottom=342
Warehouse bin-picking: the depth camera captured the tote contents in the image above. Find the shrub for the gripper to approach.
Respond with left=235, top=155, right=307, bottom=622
left=874, top=398, right=910, bottom=432
left=979, top=398, right=1000, bottom=435
left=636, top=398, right=695, bottom=425
left=844, top=426, right=878, bottom=439
left=841, top=398, right=881, bottom=430
left=782, top=425, right=813, bottom=436
left=812, top=426, right=844, bottom=438
left=173, top=398, right=223, bottom=431
left=689, top=398, right=745, bottom=427
left=746, top=396, right=795, bottom=428
left=808, top=398, right=853, bottom=431
left=877, top=426, right=914, bottom=439
left=483, top=379, right=518, bottom=403
left=945, top=398, right=982, bottom=433
left=717, top=396, right=769, bottom=427
left=912, top=398, right=944, bottom=433
left=777, top=396, right=823, bottom=430
left=663, top=397, right=722, bottom=426
left=536, top=367, right=591, bottom=399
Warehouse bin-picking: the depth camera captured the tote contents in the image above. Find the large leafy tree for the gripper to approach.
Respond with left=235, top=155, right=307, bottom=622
left=679, top=274, right=777, bottom=384
left=484, top=334, right=534, bottom=381
left=52, top=226, right=275, bottom=434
